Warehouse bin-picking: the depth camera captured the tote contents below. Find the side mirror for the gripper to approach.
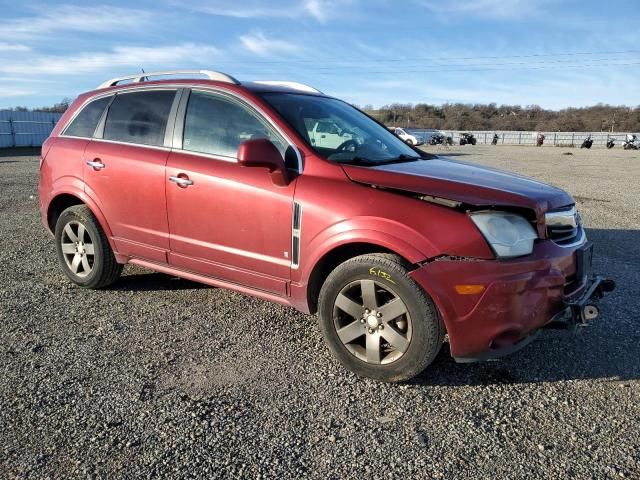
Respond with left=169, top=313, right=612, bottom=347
left=237, top=139, right=290, bottom=187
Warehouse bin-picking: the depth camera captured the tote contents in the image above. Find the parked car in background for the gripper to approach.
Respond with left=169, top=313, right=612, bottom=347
left=388, top=127, right=421, bottom=146
left=309, top=120, right=354, bottom=149
left=38, top=70, right=614, bottom=382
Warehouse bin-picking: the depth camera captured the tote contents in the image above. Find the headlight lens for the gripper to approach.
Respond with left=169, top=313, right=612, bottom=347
left=470, top=212, right=538, bottom=258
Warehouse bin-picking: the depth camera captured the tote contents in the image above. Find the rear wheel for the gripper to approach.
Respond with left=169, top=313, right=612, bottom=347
left=54, top=205, right=122, bottom=288
left=318, top=254, right=444, bottom=382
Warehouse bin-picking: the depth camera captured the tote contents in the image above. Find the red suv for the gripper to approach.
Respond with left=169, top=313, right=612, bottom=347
left=38, top=70, right=614, bottom=382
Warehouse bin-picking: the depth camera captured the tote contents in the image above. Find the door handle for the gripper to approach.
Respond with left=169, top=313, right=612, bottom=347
left=86, top=159, right=105, bottom=170
left=169, top=175, right=194, bottom=187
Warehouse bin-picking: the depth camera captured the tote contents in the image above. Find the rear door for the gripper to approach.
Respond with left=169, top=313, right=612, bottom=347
left=83, top=89, right=179, bottom=263
left=165, top=89, right=296, bottom=295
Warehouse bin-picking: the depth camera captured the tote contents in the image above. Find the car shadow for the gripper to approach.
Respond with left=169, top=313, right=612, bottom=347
left=0, top=147, right=41, bottom=157
left=412, top=227, right=639, bottom=386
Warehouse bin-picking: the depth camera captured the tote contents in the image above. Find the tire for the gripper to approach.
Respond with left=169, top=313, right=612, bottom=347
left=318, top=253, right=445, bottom=382
left=54, top=205, right=123, bottom=289
left=405, top=139, right=415, bottom=146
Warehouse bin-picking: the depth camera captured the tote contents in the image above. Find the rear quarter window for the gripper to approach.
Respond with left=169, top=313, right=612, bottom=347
left=103, top=90, right=176, bottom=146
left=63, top=96, right=111, bottom=138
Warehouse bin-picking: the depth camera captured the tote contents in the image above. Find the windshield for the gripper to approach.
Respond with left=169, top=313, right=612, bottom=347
left=260, top=93, right=423, bottom=166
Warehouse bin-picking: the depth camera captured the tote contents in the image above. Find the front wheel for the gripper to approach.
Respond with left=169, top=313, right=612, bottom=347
left=318, top=254, right=444, bottom=382
left=54, top=205, right=123, bottom=288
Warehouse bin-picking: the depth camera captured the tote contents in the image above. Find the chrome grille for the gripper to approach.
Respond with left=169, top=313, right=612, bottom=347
left=545, top=206, right=584, bottom=246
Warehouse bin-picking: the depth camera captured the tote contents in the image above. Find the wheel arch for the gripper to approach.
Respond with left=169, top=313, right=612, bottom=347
left=47, top=193, right=84, bottom=232
left=46, top=191, right=119, bottom=258
left=304, top=242, right=417, bottom=315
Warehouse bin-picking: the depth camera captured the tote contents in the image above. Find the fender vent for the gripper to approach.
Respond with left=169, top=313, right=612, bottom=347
left=293, top=202, right=302, bottom=230
left=292, top=202, right=302, bottom=267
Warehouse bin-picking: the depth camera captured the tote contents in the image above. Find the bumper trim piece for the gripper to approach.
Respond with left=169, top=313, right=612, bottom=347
left=453, top=330, right=541, bottom=363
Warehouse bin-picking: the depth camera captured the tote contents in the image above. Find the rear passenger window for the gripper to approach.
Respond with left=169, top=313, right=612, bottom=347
left=103, top=90, right=175, bottom=146
left=183, top=91, right=286, bottom=158
left=64, top=97, right=110, bottom=138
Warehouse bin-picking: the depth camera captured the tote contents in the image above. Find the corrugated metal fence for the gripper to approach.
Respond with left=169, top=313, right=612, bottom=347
left=0, top=111, right=62, bottom=148
left=407, top=129, right=637, bottom=147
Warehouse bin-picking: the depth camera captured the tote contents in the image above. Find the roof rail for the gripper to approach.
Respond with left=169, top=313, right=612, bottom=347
left=97, top=70, right=240, bottom=89
left=252, top=81, right=323, bottom=94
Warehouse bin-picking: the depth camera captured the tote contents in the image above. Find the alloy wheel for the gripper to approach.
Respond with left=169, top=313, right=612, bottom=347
left=60, top=221, right=95, bottom=278
left=333, top=279, right=412, bottom=365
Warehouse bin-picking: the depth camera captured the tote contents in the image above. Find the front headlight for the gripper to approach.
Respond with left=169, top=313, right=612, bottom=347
left=470, top=212, right=538, bottom=258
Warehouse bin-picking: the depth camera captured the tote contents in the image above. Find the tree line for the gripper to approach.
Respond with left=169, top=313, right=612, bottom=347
left=4, top=99, right=640, bottom=132
left=3, top=98, right=71, bottom=114
left=362, top=103, right=640, bottom=132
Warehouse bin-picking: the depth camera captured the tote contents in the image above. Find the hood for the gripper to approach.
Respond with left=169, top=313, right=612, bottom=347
left=342, top=157, right=573, bottom=218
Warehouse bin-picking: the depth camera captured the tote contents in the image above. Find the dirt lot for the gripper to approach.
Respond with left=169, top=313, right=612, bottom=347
left=1, top=145, right=639, bottom=479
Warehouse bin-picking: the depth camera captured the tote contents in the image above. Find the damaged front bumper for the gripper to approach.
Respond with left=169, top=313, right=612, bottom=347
left=546, top=274, right=616, bottom=329
left=410, top=241, right=616, bottom=363
left=455, top=275, right=616, bottom=363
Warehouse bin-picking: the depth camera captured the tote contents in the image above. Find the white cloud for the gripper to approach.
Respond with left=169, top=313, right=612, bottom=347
left=416, top=0, right=549, bottom=19
left=0, top=86, right=36, bottom=98
left=183, top=0, right=352, bottom=22
left=0, top=43, right=220, bottom=76
left=0, top=5, right=155, bottom=40
left=239, top=32, right=300, bottom=57
left=0, top=43, right=31, bottom=52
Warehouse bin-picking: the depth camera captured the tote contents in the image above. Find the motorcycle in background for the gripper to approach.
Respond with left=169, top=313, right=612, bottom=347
left=581, top=135, right=593, bottom=149
left=459, top=132, right=477, bottom=146
left=536, top=133, right=545, bottom=147
left=429, top=132, right=454, bottom=146
left=606, top=137, right=615, bottom=149
left=491, top=133, right=499, bottom=145
left=623, top=134, right=639, bottom=150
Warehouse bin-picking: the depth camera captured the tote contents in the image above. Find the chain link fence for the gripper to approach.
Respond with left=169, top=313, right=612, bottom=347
left=406, top=129, right=637, bottom=147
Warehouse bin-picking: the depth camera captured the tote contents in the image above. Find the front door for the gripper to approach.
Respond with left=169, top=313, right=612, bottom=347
left=83, top=89, right=177, bottom=262
left=165, top=90, right=296, bottom=295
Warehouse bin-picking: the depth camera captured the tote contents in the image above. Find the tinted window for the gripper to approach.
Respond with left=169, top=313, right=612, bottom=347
left=64, top=97, right=110, bottom=138
left=183, top=91, right=285, bottom=158
left=104, top=90, right=175, bottom=146
left=261, top=93, right=420, bottom=165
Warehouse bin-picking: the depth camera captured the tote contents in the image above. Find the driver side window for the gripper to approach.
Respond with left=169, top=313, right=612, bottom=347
left=183, top=91, right=286, bottom=159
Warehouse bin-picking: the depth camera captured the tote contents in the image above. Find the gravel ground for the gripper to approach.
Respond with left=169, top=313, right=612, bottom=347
left=1, top=145, right=638, bottom=479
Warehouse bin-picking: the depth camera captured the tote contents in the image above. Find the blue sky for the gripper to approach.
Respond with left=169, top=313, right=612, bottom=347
left=1, top=0, right=639, bottom=110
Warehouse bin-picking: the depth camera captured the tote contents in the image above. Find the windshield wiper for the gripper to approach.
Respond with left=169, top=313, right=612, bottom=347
left=335, top=156, right=379, bottom=166
left=376, top=154, right=421, bottom=165
left=336, top=154, right=422, bottom=166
